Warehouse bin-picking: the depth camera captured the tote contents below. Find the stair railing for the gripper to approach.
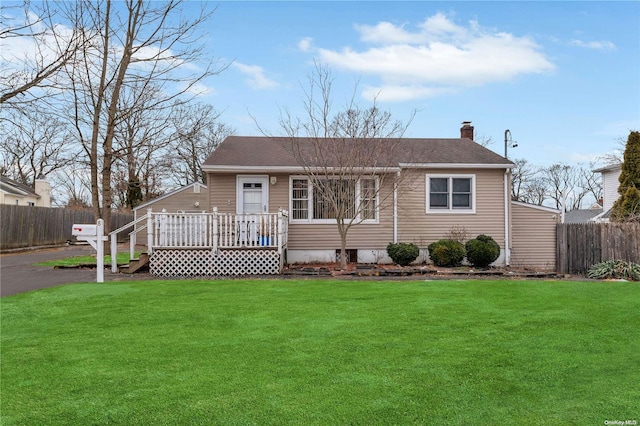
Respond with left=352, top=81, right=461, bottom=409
left=108, top=208, right=154, bottom=273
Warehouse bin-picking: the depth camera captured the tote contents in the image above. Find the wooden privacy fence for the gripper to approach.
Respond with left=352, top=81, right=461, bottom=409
left=0, top=205, right=133, bottom=250
left=556, top=222, right=640, bottom=274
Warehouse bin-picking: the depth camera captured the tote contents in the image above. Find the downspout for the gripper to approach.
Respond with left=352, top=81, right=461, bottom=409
left=393, top=171, right=399, bottom=243
left=503, top=170, right=511, bottom=266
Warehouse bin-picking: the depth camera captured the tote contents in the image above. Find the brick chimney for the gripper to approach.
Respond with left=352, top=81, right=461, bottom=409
left=460, top=121, right=474, bottom=140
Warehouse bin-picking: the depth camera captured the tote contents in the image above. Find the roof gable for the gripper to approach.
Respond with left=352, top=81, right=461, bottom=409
left=133, top=182, right=207, bottom=211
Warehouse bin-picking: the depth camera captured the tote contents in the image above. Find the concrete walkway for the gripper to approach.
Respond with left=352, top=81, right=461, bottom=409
left=0, top=245, right=150, bottom=297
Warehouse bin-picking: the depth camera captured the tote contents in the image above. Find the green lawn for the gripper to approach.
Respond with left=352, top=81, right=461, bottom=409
left=1, top=279, right=638, bottom=425
left=34, top=252, right=139, bottom=267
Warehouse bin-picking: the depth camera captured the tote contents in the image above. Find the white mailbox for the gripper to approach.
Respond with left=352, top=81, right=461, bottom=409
left=72, top=224, right=98, bottom=237
left=71, top=219, right=107, bottom=283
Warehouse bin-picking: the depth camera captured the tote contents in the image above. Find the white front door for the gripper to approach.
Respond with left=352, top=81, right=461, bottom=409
left=237, top=175, right=269, bottom=214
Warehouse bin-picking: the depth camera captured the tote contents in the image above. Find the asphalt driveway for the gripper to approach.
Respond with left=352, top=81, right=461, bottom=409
left=0, top=245, right=149, bottom=297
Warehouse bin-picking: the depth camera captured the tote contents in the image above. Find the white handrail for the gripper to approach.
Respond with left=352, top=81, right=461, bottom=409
left=109, top=210, right=154, bottom=273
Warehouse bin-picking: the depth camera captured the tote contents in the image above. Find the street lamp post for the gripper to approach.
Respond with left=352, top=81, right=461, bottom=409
left=504, top=129, right=518, bottom=158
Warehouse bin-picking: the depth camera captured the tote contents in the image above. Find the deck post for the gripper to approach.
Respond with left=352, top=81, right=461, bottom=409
left=110, top=232, right=118, bottom=273
left=147, top=208, right=153, bottom=255
left=212, top=207, right=218, bottom=252
left=130, top=232, right=136, bottom=260
left=277, top=208, right=283, bottom=255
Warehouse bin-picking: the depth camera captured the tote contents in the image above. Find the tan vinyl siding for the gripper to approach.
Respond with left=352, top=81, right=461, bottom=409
left=208, top=174, right=237, bottom=213
left=511, top=202, right=559, bottom=270
left=133, top=185, right=209, bottom=239
left=397, top=168, right=507, bottom=249
left=209, top=174, right=290, bottom=214
left=136, top=186, right=209, bottom=217
left=208, top=172, right=395, bottom=249
left=207, top=169, right=511, bottom=252
left=287, top=177, right=395, bottom=249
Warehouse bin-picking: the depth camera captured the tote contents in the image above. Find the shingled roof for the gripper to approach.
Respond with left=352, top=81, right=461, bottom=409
left=203, top=136, right=514, bottom=170
left=0, top=176, right=39, bottom=197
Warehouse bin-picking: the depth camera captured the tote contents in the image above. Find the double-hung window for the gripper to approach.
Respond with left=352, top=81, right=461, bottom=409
left=426, top=174, right=475, bottom=213
left=290, top=176, right=378, bottom=223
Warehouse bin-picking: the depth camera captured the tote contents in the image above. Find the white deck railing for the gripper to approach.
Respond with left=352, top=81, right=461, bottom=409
left=109, top=207, right=289, bottom=273
left=152, top=208, right=288, bottom=252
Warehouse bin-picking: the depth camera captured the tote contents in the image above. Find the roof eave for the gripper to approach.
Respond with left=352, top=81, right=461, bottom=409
left=399, top=163, right=514, bottom=169
left=203, top=165, right=402, bottom=173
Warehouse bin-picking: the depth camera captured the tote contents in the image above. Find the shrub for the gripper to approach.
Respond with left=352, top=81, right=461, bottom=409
left=427, top=239, right=465, bottom=267
left=465, top=234, right=500, bottom=268
left=386, top=242, right=420, bottom=266
left=587, top=260, right=640, bottom=281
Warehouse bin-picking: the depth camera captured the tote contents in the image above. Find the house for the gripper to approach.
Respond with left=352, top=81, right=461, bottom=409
left=590, top=163, right=622, bottom=222
left=563, top=207, right=603, bottom=224
left=130, top=181, right=209, bottom=245
left=195, top=122, right=559, bottom=271
left=0, top=175, right=51, bottom=207
left=132, top=182, right=209, bottom=220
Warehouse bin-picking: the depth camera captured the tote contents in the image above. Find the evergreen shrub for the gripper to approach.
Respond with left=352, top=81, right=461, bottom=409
left=386, top=242, right=420, bottom=266
left=427, top=239, right=466, bottom=267
left=465, top=234, right=500, bottom=268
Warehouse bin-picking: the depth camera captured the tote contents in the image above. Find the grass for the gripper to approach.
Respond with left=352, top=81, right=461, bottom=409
left=34, top=252, right=139, bottom=267
left=1, top=279, right=639, bottom=425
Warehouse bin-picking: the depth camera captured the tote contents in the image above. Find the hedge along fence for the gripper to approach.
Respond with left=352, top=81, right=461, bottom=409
left=556, top=222, right=640, bottom=274
left=0, top=205, right=133, bottom=250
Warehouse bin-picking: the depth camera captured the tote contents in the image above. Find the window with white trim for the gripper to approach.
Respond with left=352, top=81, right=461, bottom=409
left=291, top=178, right=309, bottom=220
left=360, top=178, right=376, bottom=220
left=426, top=174, right=475, bottom=213
left=290, top=176, right=378, bottom=223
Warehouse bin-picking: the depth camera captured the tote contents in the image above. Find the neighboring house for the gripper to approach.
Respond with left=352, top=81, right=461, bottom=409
left=564, top=207, right=603, bottom=224
left=200, top=123, right=560, bottom=270
left=0, top=175, right=51, bottom=207
left=131, top=182, right=209, bottom=243
left=590, top=163, right=622, bottom=222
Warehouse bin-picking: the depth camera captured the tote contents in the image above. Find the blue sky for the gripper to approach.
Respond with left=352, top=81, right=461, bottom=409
left=193, top=1, right=640, bottom=167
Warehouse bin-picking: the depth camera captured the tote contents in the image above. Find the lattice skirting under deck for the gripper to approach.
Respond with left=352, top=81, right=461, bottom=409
left=150, top=248, right=281, bottom=277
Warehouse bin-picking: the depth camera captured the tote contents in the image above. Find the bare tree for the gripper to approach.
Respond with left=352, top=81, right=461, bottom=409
left=61, top=0, right=226, bottom=230
left=51, top=164, right=92, bottom=208
left=165, top=103, right=235, bottom=187
left=510, top=158, right=539, bottom=202
left=542, top=163, right=601, bottom=211
left=0, top=105, right=75, bottom=185
left=275, top=63, right=414, bottom=269
left=578, top=162, right=603, bottom=207
left=0, top=1, right=83, bottom=106
left=111, top=82, right=174, bottom=208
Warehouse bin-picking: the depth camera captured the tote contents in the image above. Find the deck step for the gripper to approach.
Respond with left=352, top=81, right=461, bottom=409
left=121, top=253, right=150, bottom=274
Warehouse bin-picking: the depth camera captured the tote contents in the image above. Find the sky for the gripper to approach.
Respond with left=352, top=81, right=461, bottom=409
left=1, top=1, right=639, bottom=170
left=190, top=1, right=640, bottom=168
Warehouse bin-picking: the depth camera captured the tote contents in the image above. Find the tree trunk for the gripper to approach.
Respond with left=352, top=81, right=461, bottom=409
left=338, top=221, right=348, bottom=270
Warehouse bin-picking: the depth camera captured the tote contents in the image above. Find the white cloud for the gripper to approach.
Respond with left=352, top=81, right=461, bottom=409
left=183, top=81, right=215, bottom=96
left=570, top=39, right=616, bottom=50
left=298, top=37, right=313, bottom=52
left=362, top=84, right=455, bottom=102
left=233, top=62, right=279, bottom=89
left=315, top=13, right=555, bottom=102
